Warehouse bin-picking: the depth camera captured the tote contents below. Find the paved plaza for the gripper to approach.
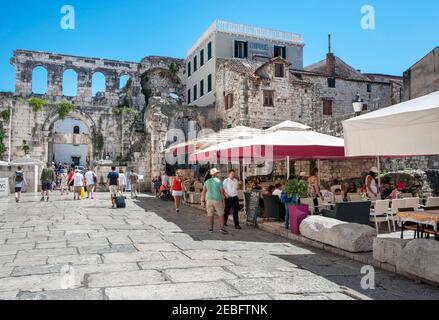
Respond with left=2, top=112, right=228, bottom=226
left=0, top=192, right=438, bottom=300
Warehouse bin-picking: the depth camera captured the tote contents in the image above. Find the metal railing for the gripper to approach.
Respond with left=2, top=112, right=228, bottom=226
left=187, top=20, right=302, bottom=57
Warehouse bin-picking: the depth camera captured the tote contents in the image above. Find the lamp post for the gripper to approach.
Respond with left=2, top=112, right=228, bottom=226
left=352, top=94, right=363, bottom=116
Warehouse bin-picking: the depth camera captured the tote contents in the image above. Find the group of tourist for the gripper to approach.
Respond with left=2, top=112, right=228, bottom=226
left=12, top=163, right=140, bottom=208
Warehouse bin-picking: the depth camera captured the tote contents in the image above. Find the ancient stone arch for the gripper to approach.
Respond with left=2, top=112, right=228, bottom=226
left=43, top=110, right=97, bottom=166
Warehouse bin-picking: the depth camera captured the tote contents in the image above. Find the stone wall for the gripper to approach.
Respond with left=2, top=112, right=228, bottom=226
left=403, top=47, right=439, bottom=101
left=11, top=49, right=144, bottom=110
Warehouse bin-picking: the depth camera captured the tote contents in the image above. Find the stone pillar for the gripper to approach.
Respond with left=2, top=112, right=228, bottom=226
left=106, top=70, right=118, bottom=106
left=77, top=69, right=92, bottom=104
left=47, top=65, right=63, bottom=99
left=15, top=64, right=32, bottom=97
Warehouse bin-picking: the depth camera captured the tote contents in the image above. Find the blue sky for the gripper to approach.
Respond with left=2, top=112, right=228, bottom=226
left=0, top=0, right=438, bottom=93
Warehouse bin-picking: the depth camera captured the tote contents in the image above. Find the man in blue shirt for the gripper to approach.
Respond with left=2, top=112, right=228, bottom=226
left=107, top=166, right=119, bottom=208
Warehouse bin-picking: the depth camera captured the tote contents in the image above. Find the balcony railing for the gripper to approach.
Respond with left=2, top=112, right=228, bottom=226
left=187, top=20, right=302, bottom=57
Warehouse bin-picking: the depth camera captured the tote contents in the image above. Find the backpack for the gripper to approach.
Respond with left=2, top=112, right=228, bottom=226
left=15, top=171, right=24, bottom=183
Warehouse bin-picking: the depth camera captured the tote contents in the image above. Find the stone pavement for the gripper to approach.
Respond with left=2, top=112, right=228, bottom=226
left=0, top=192, right=438, bottom=300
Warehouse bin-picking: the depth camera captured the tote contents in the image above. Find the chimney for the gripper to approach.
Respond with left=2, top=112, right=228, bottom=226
left=326, top=34, right=336, bottom=77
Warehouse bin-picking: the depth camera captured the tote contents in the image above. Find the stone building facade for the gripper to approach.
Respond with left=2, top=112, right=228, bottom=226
left=214, top=52, right=402, bottom=131
left=403, top=46, right=439, bottom=101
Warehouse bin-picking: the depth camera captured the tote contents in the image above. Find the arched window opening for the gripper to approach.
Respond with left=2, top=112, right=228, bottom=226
left=32, top=66, right=48, bottom=94
left=119, top=74, right=130, bottom=91
left=62, top=69, right=78, bottom=97
left=92, top=72, right=106, bottom=97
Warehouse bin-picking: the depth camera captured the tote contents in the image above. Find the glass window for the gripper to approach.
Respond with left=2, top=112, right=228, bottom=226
left=234, top=41, right=248, bottom=58
left=274, top=63, right=285, bottom=78
left=225, top=93, right=234, bottom=110
left=208, top=74, right=213, bottom=92
left=200, top=49, right=205, bottom=67
left=208, top=42, right=212, bottom=60
left=200, top=79, right=204, bottom=97
left=263, top=91, right=274, bottom=107
left=193, top=85, right=197, bottom=101
left=323, top=99, right=333, bottom=116
left=187, top=89, right=191, bottom=104
left=188, top=62, right=191, bottom=77
left=327, top=78, right=336, bottom=88
left=274, top=46, right=286, bottom=59
left=367, top=84, right=372, bottom=92
left=193, top=56, right=197, bottom=72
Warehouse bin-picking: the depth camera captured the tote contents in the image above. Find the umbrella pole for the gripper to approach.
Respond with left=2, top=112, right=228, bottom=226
left=241, top=160, right=246, bottom=214
left=317, top=159, right=321, bottom=186
left=286, top=156, right=290, bottom=179
left=377, top=156, right=381, bottom=189
left=34, top=165, right=38, bottom=194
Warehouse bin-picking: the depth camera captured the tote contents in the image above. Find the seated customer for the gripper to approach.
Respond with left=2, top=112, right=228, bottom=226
left=272, top=183, right=283, bottom=198
left=330, top=179, right=342, bottom=194
left=389, top=182, right=405, bottom=200
left=251, top=179, right=262, bottom=191
left=265, top=185, right=275, bottom=196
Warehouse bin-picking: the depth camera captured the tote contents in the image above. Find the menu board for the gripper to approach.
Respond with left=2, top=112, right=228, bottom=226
left=246, top=191, right=260, bottom=226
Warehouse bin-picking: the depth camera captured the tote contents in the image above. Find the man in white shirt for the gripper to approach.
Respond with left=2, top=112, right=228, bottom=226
left=84, top=168, right=96, bottom=199
left=222, top=170, right=241, bottom=230
left=72, top=169, right=85, bottom=201
left=272, top=183, right=283, bottom=198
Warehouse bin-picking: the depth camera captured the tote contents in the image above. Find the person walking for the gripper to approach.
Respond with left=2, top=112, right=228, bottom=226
left=366, top=167, right=380, bottom=200
left=307, top=168, right=322, bottom=213
left=152, top=175, right=161, bottom=198
left=202, top=168, right=228, bottom=234
left=60, top=169, right=69, bottom=195
left=84, top=167, right=97, bottom=199
left=14, top=166, right=26, bottom=203
left=40, top=162, right=55, bottom=202
left=67, top=168, right=75, bottom=193
left=71, top=169, right=85, bottom=200
left=118, top=169, right=127, bottom=195
left=223, top=170, right=241, bottom=230
left=129, top=169, right=139, bottom=199
left=107, top=166, right=119, bottom=209
left=171, top=170, right=185, bottom=213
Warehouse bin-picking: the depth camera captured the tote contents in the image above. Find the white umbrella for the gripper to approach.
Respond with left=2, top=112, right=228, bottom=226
left=343, top=91, right=439, bottom=157
left=266, top=120, right=311, bottom=132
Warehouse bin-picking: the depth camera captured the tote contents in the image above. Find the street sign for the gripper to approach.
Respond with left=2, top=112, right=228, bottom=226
left=0, top=178, right=9, bottom=198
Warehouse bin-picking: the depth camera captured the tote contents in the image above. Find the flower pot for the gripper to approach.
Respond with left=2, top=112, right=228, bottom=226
left=288, top=204, right=309, bottom=235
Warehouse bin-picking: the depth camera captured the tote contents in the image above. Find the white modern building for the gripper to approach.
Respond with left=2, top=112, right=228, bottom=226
left=185, top=20, right=304, bottom=107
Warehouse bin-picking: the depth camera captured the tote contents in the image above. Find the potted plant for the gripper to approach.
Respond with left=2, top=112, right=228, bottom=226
left=282, top=178, right=309, bottom=234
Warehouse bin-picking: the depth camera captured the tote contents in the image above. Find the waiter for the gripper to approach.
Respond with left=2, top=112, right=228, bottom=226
left=223, top=170, right=242, bottom=230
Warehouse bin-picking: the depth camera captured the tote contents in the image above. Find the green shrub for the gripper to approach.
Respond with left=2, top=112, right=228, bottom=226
left=0, top=108, right=11, bottom=121
left=284, top=178, right=308, bottom=199
left=57, top=102, right=74, bottom=119
left=112, top=106, right=138, bottom=116
left=28, top=98, right=48, bottom=112
left=0, top=143, right=6, bottom=156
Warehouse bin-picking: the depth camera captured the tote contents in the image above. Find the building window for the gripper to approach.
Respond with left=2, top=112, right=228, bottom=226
left=263, top=91, right=274, bottom=107
left=207, top=74, right=213, bottom=92
left=234, top=41, right=248, bottom=59
left=188, top=62, right=191, bottom=77
left=193, top=56, right=197, bottom=72
left=367, top=84, right=372, bottom=92
left=323, top=99, right=333, bottom=116
left=362, top=103, right=368, bottom=111
left=208, top=42, right=212, bottom=60
left=274, top=63, right=285, bottom=78
left=274, top=46, right=286, bottom=59
left=187, top=89, right=191, bottom=104
left=200, top=49, right=205, bottom=67
left=193, top=85, right=197, bottom=101
left=200, top=79, right=204, bottom=97
left=225, top=93, right=234, bottom=110
left=327, top=78, right=336, bottom=88
left=73, top=126, right=80, bottom=134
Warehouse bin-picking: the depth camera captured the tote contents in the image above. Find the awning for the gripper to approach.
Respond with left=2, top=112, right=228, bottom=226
left=343, top=91, right=439, bottom=157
